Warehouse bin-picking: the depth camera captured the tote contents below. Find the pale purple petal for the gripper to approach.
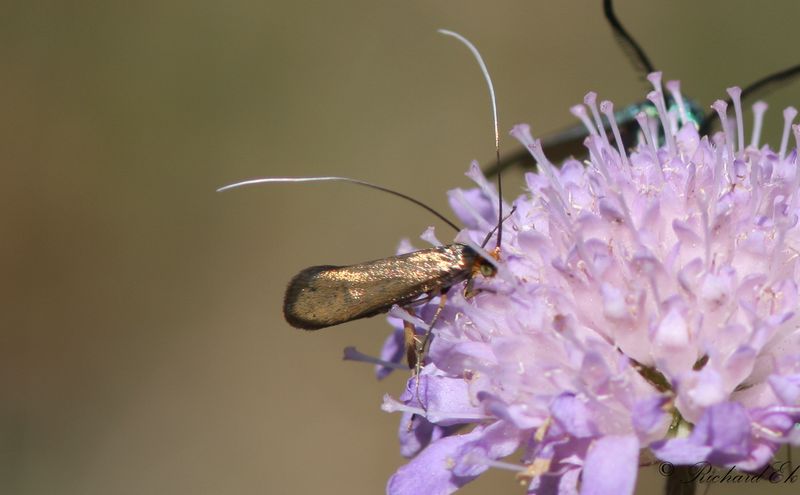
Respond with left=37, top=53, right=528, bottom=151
left=631, top=396, right=670, bottom=440
left=479, top=392, right=543, bottom=429
left=447, top=187, right=494, bottom=229
left=769, top=374, right=800, bottom=404
left=551, top=394, right=596, bottom=438
left=693, top=402, right=752, bottom=464
left=452, top=421, right=521, bottom=477
left=387, top=428, right=484, bottom=495
left=650, top=437, right=712, bottom=465
left=652, top=402, right=757, bottom=466
left=398, top=411, right=461, bottom=458
left=399, top=374, right=487, bottom=425
left=376, top=324, right=405, bottom=379
left=580, top=435, right=639, bottom=495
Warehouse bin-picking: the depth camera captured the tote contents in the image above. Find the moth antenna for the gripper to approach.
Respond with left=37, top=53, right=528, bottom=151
left=603, top=0, right=656, bottom=79
left=217, top=176, right=460, bottom=233
left=437, top=29, right=504, bottom=250
left=480, top=206, right=517, bottom=248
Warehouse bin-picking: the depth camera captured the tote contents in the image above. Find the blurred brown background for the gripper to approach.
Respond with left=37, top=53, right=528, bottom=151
left=2, top=1, right=798, bottom=494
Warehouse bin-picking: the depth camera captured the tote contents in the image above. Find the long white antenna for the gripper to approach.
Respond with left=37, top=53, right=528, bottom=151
left=437, top=29, right=499, bottom=156
left=437, top=29, right=504, bottom=248
left=217, top=176, right=460, bottom=232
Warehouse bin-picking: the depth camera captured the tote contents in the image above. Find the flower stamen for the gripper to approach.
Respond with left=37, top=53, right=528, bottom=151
left=779, top=107, right=798, bottom=160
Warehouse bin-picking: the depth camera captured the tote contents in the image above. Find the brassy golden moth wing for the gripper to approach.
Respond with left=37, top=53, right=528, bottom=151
left=283, top=244, right=479, bottom=330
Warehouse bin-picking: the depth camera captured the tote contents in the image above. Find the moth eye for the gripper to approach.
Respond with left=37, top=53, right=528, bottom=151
left=480, top=263, right=495, bottom=277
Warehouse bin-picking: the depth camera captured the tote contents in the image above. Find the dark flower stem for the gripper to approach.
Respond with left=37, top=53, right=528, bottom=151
left=665, top=466, right=697, bottom=495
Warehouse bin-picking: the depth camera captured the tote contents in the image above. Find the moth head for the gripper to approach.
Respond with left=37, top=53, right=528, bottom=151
left=473, top=256, right=497, bottom=279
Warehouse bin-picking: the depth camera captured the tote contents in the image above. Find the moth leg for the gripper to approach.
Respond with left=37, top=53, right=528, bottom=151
left=416, top=292, right=448, bottom=369
left=401, top=293, right=444, bottom=369
left=464, top=280, right=497, bottom=298
left=403, top=317, right=418, bottom=369
left=412, top=291, right=449, bottom=410
left=401, top=314, right=418, bottom=433
left=405, top=293, right=436, bottom=309
left=401, top=294, right=438, bottom=369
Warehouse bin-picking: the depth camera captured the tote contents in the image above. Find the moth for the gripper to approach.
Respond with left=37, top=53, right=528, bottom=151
left=219, top=30, right=509, bottom=370
left=283, top=242, right=496, bottom=331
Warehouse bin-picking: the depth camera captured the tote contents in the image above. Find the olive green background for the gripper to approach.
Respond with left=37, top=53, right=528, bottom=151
left=3, top=1, right=799, bottom=494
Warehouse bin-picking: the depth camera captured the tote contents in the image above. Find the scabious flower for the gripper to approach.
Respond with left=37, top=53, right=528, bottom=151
left=377, top=74, right=800, bottom=494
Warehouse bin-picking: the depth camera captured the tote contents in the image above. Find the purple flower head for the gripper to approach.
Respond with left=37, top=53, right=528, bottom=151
left=375, top=77, right=800, bottom=495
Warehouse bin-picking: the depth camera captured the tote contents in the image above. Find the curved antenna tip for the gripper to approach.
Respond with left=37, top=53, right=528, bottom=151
left=437, top=28, right=504, bottom=249
left=215, top=176, right=461, bottom=232
left=216, top=177, right=288, bottom=193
